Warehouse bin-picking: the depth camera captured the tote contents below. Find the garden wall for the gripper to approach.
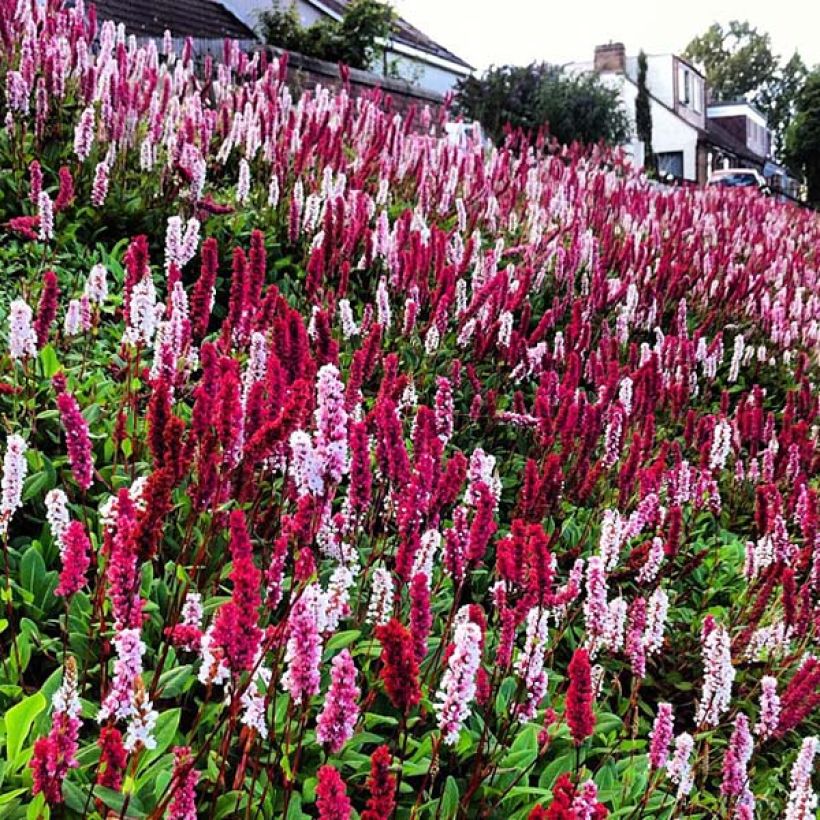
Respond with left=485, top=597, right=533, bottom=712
left=260, top=46, right=446, bottom=119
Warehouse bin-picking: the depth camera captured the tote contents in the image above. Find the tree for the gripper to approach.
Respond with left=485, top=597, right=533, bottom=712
left=683, top=21, right=807, bottom=161
left=757, top=52, right=808, bottom=159
left=635, top=50, right=653, bottom=171
left=456, top=63, right=629, bottom=149
left=258, top=0, right=395, bottom=71
left=257, top=2, right=306, bottom=53
left=784, top=70, right=820, bottom=205
left=331, top=0, right=395, bottom=70
left=683, top=21, right=778, bottom=103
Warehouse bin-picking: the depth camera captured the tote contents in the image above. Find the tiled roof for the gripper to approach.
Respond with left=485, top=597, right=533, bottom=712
left=305, top=0, right=472, bottom=70
left=92, top=0, right=257, bottom=41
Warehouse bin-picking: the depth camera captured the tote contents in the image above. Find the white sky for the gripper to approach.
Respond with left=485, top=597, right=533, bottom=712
left=392, top=0, right=820, bottom=72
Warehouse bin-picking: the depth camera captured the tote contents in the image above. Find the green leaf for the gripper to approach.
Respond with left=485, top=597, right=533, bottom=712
left=441, top=775, right=460, bottom=818
left=26, top=791, right=48, bottom=820
left=214, top=791, right=250, bottom=819
left=537, top=751, right=575, bottom=789
left=324, top=629, right=361, bottom=654
left=139, top=708, right=180, bottom=768
left=20, top=547, right=46, bottom=596
left=62, top=779, right=89, bottom=814
left=38, top=344, right=60, bottom=378
left=0, top=787, right=27, bottom=805
left=156, top=666, right=193, bottom=698
left=23, top=469, right=54, bottom=502
left=286, top=793, right=303, bottom=819
left=510, top=724, right=538, bottom=755
left=94, top=785, right=146, bottom=817
left=4, top=691, right=46, bottom=767
left=18, top=547, right=57, bottom=616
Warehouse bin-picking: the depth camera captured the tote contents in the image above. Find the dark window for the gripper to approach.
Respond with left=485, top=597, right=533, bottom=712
left=656, top=151, right=684, bottom=178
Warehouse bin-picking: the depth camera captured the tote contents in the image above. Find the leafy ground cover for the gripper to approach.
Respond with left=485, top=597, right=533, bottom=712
left=0, top=3, right=818, bottom=818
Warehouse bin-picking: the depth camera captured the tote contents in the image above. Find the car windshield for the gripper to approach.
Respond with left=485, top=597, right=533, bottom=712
left=711, top=173, right=758, bottom=187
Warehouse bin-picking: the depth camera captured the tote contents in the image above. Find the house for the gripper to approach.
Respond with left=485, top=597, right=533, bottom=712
left=707, top=101, right=771, bottom=160
left=700, top=100, right=772, bottom=181
left=566, top=44, right=707, bottom=182
left=696, top=100, right=806, bottom=198
left=568, top=43, right=799, bottom=192
left=223, top=0, right=473, bottom=94
left=93, top=0, right=258, bottom=56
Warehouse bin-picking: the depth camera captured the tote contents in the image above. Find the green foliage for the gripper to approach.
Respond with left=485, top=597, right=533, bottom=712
left=455, top=62, right=630, bottom=148
left=635, top=50, right=653, bottom=172
left=4, top=692, right=46, bottom=767
left=0, top=8, right=817, bottom=817
left=785, top=69, right=820, bottom=205
left=683, top=20, right=778, bottom=103
left=683, top=20, right=807, bottom=161
left=257, top=0, right=395, bottom=71
left=255, top=1, right=303, bottom=51
left=758, top=51, right=809, bottom=161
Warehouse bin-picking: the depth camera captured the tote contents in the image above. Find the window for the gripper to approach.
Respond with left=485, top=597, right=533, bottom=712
left=656, top=151, right=684, bottom=179
left=678, top=65, right=691, bottom=106
left=692, top=79, right=702, bottom=113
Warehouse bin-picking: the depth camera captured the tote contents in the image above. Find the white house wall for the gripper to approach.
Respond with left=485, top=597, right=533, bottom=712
left=595, top=71, right=698, bottom=180
left=384, top=52, right=463, bottom=93
left=651, top=100, right=699, bottom=180
left=643, top=54, right=674, bottom=109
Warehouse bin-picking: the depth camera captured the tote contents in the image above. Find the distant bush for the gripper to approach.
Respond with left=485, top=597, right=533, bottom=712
left=456, top=62, right=630, bottom=148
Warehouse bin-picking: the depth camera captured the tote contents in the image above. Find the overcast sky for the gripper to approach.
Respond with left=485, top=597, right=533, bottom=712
left=392, top=0, right=820, bottom=72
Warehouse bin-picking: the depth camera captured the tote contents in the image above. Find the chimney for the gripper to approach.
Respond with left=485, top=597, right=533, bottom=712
left=594, top=43, right=626, bottom=73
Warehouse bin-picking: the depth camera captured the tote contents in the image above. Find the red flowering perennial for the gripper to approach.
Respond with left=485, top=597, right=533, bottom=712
left=315, top=765, right=352, bottom=820
left=55, top=520, right=91, bottom=598
left=566, top=648, right=595, bottom=745
left=211, top=510, right=262, bottom=673
left=106, top=489, right=143, bottom=630
left=33, top=270, right=59, bottom=347
left=361, top=745, right=396, bottom=820
left=409, top=572, right=432, bottom=663
left=528, top=773, right=608, bottom=819
left=774, top=657, right=820, bottom=738
left=96, top=726, right=127, bottom=790
left=30, top=658, right=81, bottom=806
left=167, top=746, right=199, bottom=820
left=191, top=236, right=219, bottom=342
left=376, top=618, right=421, bottom=713
left=467, top=481, right=497, bottom=564
left=54, top=166, right=75, bottom=212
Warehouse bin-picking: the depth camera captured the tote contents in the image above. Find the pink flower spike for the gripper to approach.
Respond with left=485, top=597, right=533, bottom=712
left=56, top=388, right=94, bottom=491
left=316, top=649, right=360, bottom=753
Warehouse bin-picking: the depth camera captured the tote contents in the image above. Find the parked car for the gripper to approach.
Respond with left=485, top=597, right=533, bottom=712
left=444, top=121, right=490, bottom=149
left=707, top=168, right=769, bottom=193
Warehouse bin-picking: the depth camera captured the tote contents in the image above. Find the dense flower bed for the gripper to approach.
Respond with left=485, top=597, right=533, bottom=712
left=0, top=1, right=818, bottom=818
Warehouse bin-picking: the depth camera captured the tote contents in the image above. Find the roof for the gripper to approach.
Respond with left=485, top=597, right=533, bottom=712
left=670, top=53, right=705, bottom=80
left=92, top=0, right=257, bottom=41
left=707, top=99, right=768, bottom=122
left=302, top=0, right=473, bottom=70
